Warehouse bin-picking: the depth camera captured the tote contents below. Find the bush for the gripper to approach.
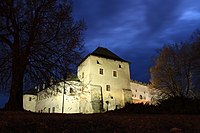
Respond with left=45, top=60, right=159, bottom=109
left=159, top=96, right=200, bottom=114
left=112, top=97, right=200, bottom=114
left=112, top=103, right=159, bottom=114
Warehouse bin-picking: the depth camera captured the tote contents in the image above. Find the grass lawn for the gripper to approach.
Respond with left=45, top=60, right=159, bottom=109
left=0, top=111, right=200, bottom=133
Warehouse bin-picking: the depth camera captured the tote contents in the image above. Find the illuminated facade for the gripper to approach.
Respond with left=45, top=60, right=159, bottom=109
left=23, top=47, right=153, bottom=113
left=130, top=81, right=152, bottom=104
left=77, top=47, right=131, bottom=111
left=23, top=90, right=37, bottom=112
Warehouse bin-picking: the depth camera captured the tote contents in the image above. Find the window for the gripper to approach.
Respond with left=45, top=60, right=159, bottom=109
left=29, top=97, right=32, bottom=101
left=119, top=64, right=121, bottom=68
left=48, top=108, right=51, bottom=113
left=69, top=88, right=74, bottom=94
left=82, top=72, right=84, bottom=78
left=97, top=60, right=100, bottom=64
left=99, top=68, right=103, bottom=75
left=113, top=71, right=117, bottom=77
left=52, top=107, right=55, bottom=113
left=106, top=85, right=110, bottom=91
left=135, top=89, right=137, bottom=92
left=139, top=95, right=142, bottom=99
left=64, top=89, right=66, bottom=94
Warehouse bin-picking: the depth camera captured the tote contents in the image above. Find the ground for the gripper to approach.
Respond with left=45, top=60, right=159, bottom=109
left=0, top=111, right=200, bottom=133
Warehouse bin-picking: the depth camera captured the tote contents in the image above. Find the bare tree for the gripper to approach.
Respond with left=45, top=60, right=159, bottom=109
left=150, top=42, right=199, bottom=98
left=190, top=30, right=200, bottom=94
left=0, top=0, right=85, bottom=110
left=150, top=45, right=183, bottom=97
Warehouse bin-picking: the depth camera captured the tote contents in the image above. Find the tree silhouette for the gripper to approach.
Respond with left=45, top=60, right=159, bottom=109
left=0, top=0, right=85, bottom=111
left=190, top=30, right=200, bottom=93
left=150, top=45, right=183, bottom=97
left=150, top=35, right=200, bottom=99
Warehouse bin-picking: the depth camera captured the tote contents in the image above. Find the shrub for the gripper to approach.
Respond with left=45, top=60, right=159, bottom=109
left=112, top=97, right=200, bottom=114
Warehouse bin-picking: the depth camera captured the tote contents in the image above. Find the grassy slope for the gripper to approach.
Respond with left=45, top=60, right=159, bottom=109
left=0, top=111, right=200, bottom=133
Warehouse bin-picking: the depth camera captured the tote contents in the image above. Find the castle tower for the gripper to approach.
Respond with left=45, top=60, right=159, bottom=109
left=77, top=47, right=131, bottom=112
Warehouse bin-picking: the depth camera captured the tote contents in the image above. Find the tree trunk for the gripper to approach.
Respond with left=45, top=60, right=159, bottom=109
left=4, top=53, right=26, bottom=111
left=4, top=75, right=24, bottom=111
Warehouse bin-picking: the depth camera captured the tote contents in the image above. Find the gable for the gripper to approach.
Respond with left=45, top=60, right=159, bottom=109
left=78, top=47, right=129, bottom=67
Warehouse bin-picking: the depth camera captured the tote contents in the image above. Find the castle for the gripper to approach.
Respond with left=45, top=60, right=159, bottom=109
left=23, top=47, right=153, bottom=113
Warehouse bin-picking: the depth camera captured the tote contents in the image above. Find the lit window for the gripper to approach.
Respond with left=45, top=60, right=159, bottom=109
left=113, top=71, right=117, bottom=77
left=99, top=68, right=103, bottom=75
left=106, top=85, right=110, bottom=91
left=29, top=97, right=32, bottom=101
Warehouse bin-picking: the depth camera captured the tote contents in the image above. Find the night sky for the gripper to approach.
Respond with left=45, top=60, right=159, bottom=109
left=73, top=0, right=200, bottom=82
left=0, top=0, right=200, bottom=108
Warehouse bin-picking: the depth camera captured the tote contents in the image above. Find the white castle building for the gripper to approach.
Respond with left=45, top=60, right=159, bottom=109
left=23, top=47, right=153, bottom=113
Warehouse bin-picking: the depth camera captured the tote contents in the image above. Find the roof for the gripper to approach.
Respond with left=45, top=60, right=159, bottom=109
left=23, top=89, right=38, bottom=95
left=78, top=47, right=129, bottom=66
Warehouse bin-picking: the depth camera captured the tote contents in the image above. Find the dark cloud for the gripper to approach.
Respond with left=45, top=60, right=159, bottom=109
left=73, top=0, right=200, bottom=82
left=143, top=0, right=181, bottom=33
